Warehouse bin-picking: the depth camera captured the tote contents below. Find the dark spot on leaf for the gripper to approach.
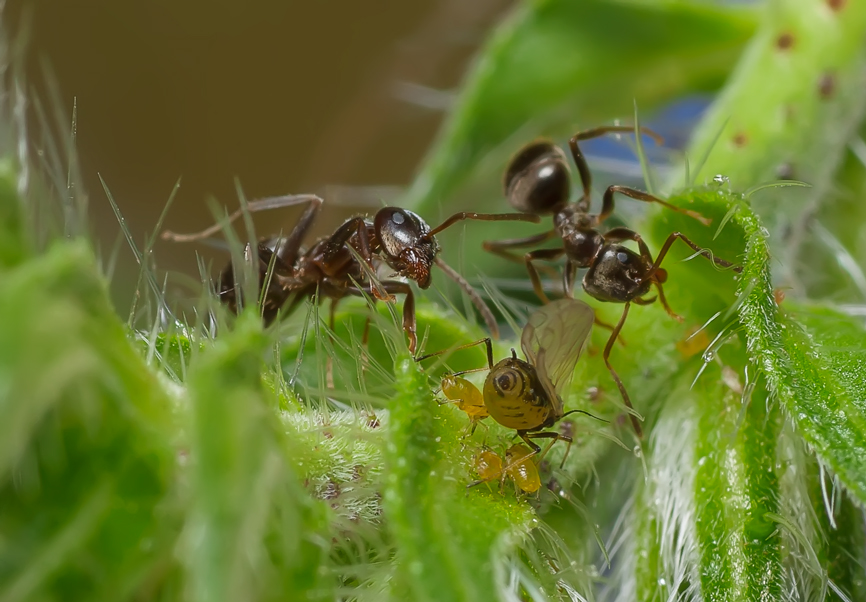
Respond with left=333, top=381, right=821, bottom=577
left=322, top=429, right=333, bottom=439
left=818, top=72, right=835, bottom=99
left=733, top=132, right=748, bottom=147
left=776, top=32, right=795, bottom=50
left=827, top=0, right=845, bottom=11
left=352, top=464, right=365, bottom=480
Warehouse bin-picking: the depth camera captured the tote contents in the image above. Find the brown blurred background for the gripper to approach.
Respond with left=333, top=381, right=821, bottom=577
left=6, top=0, right=511, bottom=307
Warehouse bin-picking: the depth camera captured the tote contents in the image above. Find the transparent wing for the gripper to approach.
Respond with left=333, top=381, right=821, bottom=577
left=520, top=298, right=594, bottom=405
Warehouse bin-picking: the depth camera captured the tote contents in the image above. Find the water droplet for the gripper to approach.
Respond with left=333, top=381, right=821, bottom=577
left=712, top=174, right=729, bottom=186
left=633, top=445, right=642, bottom=457
left=658, top=577, right=667, bottom=586
left=697, top=456, right=707, bottom=467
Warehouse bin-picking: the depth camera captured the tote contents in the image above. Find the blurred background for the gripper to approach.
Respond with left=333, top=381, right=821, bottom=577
left=5, top=0, right=719, bottom=314
left=4, top=0, right=516, bottom=305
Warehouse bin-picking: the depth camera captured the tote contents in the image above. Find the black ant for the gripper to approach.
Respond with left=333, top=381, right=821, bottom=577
left=483, top=126, right=743, bottom=437
left=162, top=194, right=539, bottom=354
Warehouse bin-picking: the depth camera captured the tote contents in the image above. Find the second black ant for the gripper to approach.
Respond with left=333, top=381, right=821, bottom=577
left=483, top=126, right=743, bottom=437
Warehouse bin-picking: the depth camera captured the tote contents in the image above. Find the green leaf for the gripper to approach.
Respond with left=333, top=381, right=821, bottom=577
left=383, top=353, right=533, bottom=602
left=406, top=0, right=756, bottom=213
left=183, top=313, right=331, bottom=602
left=630, top=365, right=782, bottom=601
left=0, top=241, right=176, bottom=601
left=677, top=0, right=866, bottom=254
left=735, top=204, right=866, bottom=503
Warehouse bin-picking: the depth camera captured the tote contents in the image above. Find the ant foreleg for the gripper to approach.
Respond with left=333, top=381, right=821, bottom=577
left=569, top=126, right=663, bottom=207
left=346, top=280, right=415, bottom=353
left=427, top=211, right=540, bottom=238
left=434, top=257, right=501, bottom=340
left=598, top=186, right=710, bottom=227
left=653, top=281, right=682, bottom=322
left=647, top=232, right=743, bottom=284
left=524, top=248, right=565, bottom=304
left=602, top=302, right=644, bottom=439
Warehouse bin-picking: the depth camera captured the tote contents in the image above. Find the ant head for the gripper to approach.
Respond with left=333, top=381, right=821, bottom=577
left=504, top=141, right=571, bottom=215
left=374, top=207, right=439, bottom=288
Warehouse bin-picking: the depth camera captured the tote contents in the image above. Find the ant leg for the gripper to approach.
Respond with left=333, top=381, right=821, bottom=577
left=162, top=194, right=323, bottom=243
left=524, top=248, right=565, bottom=304
left=598, top=186, right=710, bottom=227
left=653, top=281, right=683, bottom=322
left=563, top=260, right=577, bottom=298
left=435, top=257, right=501, bottom=340
left=603, top=302, right=644, bottom=438
left=648, top=232, right=743, bottom=283
left=594, top=315, right=627, bottom=347
left=569, top=126, right=663, bottom=208
left=275, top=196, right=324, bottom=266
left=415, top=337, right=494, bottom=370
left=482, top=230, right=560, bottom=280
left=322, top=218, right=380, bottom=282
left=345, top=280, right=415, bottom=352
left=525, top=431, right=573, bottom=467
left=427, top=211, right=541, bottom=238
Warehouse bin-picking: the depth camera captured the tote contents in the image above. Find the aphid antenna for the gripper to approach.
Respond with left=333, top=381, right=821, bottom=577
left=561, top=408, right=608, bottom=424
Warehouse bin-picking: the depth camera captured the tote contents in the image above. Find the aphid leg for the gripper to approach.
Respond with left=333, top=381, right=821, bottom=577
left=162, top=194, right=323, bottom=244
left=599, top=186, right=710, bottom=227
left=435, top=257, right=500, bottom=340
left=427, top=211, right=541, bottom=238
left=645, top=232, right=743, bottom=284
left=482, top=230, right=560, bottom=280
left=568, top=126, right=663, bottom=209
left=603, top=302, right=644, bottom=438
left=524, top=248, right=565, bottom=304
left=414, top=337, right=495, bottom=371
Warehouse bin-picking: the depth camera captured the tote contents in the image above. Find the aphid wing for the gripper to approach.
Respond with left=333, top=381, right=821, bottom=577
left=520, top=298, right=594, bottom=402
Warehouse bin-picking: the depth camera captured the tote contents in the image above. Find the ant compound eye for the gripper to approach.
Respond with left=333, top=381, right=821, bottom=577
left=616, top=251, right=630, bottom=264
left=504, top=141, right=570, bottom=215
left=374, top=208, right=430, bottom=258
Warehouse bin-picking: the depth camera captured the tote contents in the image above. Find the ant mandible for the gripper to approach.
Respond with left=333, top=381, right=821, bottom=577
left=162, top=194, right=540, bottom=354
left=483, top=126, right=743, bottom=436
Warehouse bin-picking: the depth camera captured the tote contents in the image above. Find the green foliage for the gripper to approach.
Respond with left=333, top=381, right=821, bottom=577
left=5, top=0, right=866, bottom=600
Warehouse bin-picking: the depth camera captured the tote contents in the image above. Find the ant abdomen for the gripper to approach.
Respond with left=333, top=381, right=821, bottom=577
left=504, top=141, right=570, bottom=215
